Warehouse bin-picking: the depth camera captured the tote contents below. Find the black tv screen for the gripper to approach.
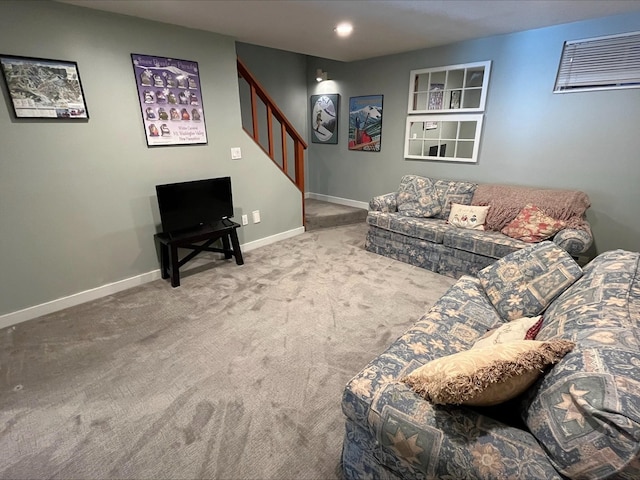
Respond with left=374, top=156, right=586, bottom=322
left=156, top=177, right=233, bottom=234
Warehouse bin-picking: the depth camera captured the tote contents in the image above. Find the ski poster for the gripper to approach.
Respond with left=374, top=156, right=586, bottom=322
left=348, top=95, right=383, bottom=152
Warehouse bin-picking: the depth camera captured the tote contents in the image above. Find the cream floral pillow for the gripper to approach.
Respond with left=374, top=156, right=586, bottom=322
left=447, top=203, right=490, bottom=231
left=473, top=316, right=542, bottom=349
left=402, top=339, right=574, bottom=406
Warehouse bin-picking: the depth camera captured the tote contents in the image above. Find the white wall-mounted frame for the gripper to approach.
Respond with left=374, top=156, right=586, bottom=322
left=408, top=61, right=491, bottom=114
left=404, top=114, right=484, bottom=163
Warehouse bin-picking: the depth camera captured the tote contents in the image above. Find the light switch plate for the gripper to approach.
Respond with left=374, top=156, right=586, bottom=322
left=231, top=147, right=242, bottom=159
left=252, top=210, right=261, bottom=223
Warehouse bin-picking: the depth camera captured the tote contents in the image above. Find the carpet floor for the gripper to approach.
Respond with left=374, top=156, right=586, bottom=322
left=0, top=223, right=455, bottom=480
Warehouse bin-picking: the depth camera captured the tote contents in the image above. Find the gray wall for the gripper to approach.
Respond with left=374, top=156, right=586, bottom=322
left=236, top=43, right=308, bottom=139
left=0, top=1, right=302, bottom=316
left=307, top=13, right=640, bottom=254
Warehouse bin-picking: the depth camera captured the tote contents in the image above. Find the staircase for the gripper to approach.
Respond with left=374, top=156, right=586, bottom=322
left=304, top=199, right=368, bottom=231
left=237, top=60, right=368, bottom=232
left=237, top=58, right=307, bottom=227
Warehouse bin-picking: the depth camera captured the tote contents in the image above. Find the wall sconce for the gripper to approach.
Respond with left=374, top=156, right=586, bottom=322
left=315, top=69, right=328, bottom=82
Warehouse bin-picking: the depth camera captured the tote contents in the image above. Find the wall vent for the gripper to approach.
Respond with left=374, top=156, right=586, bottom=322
left=554, top=30, right=640, bottom=93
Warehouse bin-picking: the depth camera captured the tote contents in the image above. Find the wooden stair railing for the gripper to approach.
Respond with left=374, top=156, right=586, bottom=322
left=237, top=58, right=307, bottom=227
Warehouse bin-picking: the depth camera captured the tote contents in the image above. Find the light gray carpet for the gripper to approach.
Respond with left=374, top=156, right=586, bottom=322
left=0, top=223, right=455, bottom=480
left=305, top=199, right=368, bottom=231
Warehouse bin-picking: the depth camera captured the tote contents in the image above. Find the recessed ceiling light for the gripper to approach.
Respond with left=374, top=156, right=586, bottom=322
left=334, top=22, right=353, bottom=37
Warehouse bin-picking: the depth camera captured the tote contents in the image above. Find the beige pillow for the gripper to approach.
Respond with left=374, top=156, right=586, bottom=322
left=473, top=316, right=542, bottom=349
left=402, top=339, right=574, bottom=406
left=447, top=203, right=490, bottom=230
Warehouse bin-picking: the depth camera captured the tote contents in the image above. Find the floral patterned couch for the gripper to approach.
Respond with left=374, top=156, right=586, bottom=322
left=341, top=242, right=640, bottom=479
left=365, top=175, right=593, bottom=278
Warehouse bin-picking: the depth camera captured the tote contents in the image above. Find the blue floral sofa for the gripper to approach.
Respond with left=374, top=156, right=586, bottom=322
left=341, top=242, right=640, bottom=479
left=365, top=175, right=593, bottom=278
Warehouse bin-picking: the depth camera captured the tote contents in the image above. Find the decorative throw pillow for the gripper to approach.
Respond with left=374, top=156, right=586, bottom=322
left=524, top=316, right=544, bottom=340
left=501, top=204, right=566, bottom=242
left=402, top=339, right=574, bottom=406
left=477, top=241, right=583, bottom=321
left=433, top=180, right=478, bottom=220
left=473, top=316, right=542, bottom=349
left=396, top=175, right=442, bottom=218
left=447, top=203, right=490, bottom=231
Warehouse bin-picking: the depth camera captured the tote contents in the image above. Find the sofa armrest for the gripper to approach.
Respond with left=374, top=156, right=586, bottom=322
left=346, top=382, right=562, bottom=479
left=369, top=192, right=397, bottom=212
left=553, top=220, right=593, bottom=256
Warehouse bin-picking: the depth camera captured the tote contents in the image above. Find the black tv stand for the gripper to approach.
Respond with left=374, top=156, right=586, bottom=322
left=154, top=219, right=244, bottom=287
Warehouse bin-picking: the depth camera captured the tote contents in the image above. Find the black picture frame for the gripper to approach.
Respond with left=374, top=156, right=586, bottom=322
left=310, top=94, right=339, bottom=144
left=0, top=54, right=89, bottom=119
left=131, top=53, right=208, bottom=147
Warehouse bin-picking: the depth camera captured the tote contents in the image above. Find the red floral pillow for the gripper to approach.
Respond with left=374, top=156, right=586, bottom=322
left=501, top=204, right=566, bottom=242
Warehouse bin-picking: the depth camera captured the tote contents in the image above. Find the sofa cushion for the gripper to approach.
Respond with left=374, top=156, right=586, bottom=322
left=477, top=241, right=583, bottom=321
left=443, top=228, right=525, bottom=259
left=447, top=203, right=490, bottom=230
left=397, top=175, right=442, bottom=218
left=521, top=250, right=640, bottom=479
left=501, top=204, right=566, bottom=242
left=403, top=339, right=574, bottom=406
left=367, top=211, right=451, bottom=244
left=433, top=179, right=478, bottom=220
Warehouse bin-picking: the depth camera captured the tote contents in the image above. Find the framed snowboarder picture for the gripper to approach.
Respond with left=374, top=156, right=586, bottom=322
left=348, top=95, right=383, bottom=152
left=310, top=94, right=339, bottom=144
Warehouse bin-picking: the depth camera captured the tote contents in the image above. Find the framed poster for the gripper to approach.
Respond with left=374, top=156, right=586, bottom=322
left=348, top=95, right=383, bottom=152
left=310, top=94, right=339, bottom=144
left=0, top=54, right=89, bottom=119
left=428, top=83, right=444, bottom=110
left=131, top=54, right=207, bottom=147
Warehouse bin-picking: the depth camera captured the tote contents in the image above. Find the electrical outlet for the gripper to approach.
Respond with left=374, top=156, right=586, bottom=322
left=252, top=210, right=261, bottom=223
left=231, top=147, right=242, bottom=160
left=241, top=214, right=248, bottom=225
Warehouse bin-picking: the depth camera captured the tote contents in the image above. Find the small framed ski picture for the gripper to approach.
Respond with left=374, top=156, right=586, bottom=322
left=310, top=94, right=339, bottom=144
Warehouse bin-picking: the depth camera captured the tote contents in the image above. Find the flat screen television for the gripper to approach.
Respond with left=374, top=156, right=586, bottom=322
left=156, top=177, right=233, bottom=234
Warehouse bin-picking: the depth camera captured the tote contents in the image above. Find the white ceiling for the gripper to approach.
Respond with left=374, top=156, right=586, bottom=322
left=59, top=0, right=640, bottom=62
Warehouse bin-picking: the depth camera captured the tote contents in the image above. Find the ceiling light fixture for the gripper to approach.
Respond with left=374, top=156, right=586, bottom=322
left=334, top=22, right=353, bottom=37
left=315, top=68, right=328, bottom=82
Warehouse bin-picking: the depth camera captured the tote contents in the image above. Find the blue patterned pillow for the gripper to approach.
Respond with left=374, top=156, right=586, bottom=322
left=433, top=180, right=478, bottom=220
left=396, top=175, right=441, bottom=218
left=477, top=241, right=582, bottom=321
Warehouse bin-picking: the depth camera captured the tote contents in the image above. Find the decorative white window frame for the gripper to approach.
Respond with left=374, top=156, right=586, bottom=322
left=404, top=114, right=484, bottom=163
left=405, top=61, right=491, bottom=163
left=407, top=61, right=491, bottom=114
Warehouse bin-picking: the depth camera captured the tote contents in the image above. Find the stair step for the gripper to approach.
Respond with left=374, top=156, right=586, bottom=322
left=305, top=199, right=368, bottom=231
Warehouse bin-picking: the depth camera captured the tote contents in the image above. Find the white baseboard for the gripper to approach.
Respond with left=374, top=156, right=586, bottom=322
left=0, top=271, right=162, bottom=331
left=0, top=226, right=305, bottom=330
left=306, top=192, right=369, bottom=210
left=241, top=226, right=305, bottom=252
